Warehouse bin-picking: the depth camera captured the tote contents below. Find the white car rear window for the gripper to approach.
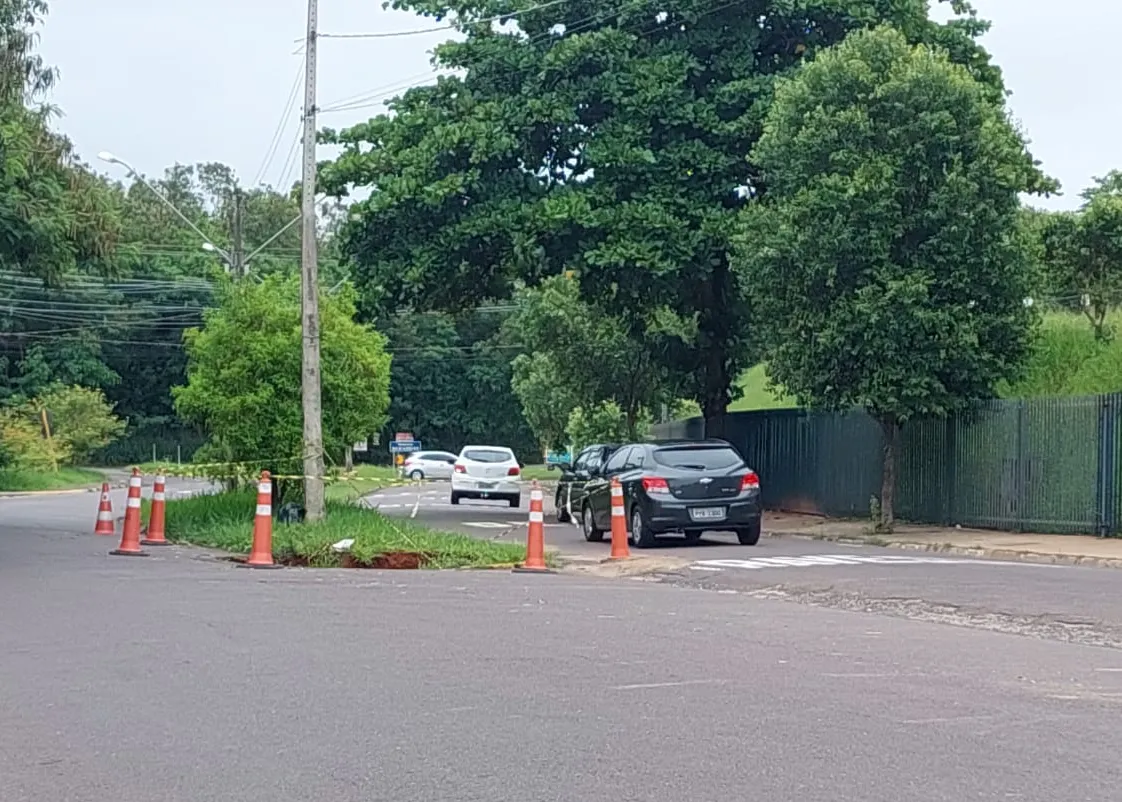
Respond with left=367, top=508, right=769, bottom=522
left=462, top=449, right=513, bottom=463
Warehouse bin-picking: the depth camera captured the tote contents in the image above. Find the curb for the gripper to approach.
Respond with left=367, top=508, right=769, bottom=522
left=765, top=529, right=1122, bottom=570
left=0, top=486, right=102, bottom=499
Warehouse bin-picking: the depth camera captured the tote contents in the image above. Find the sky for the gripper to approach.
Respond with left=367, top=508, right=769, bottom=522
left=38, top=0, right=1121, bottom=210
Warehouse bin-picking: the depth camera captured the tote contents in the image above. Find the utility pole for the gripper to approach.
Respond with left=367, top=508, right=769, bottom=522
left=230, top=187, right=245, bottom=279
left=299, top=0, right=326, bottom=521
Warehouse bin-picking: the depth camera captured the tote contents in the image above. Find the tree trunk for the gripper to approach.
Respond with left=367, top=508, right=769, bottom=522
left=876, top=414, right=900, bottom=532
left=344, top=445, right=354, bottom=472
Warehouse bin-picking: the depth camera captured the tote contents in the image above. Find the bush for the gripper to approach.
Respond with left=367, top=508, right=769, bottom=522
left=566, top=401, right=651, bottom=451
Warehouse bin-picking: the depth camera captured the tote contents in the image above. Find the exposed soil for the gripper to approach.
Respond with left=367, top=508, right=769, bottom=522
left=224, top=551, right=434, bottom=569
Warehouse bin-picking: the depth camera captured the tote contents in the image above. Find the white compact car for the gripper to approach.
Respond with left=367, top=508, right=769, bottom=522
left=402, top=450, right=458, bottom=480
left=451, top=446, right=522, bottom=507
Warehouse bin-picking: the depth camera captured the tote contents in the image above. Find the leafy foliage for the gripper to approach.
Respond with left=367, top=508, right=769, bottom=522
left=734, top=25, right=1050, bottom=528
left=0, top=384, right=123, bottom=469
left=322, top=0, right=1007, bottom=428
left=566, top=400, right=650, bottom=452
left=173, top=277, right=392, bottom=479
left=1040, top=193, right=1122, bottom=342
left=503, top=275, right=677, bottom=446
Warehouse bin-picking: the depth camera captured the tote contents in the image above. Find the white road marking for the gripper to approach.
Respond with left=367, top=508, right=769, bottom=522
left=463, top=522, right=512, bottom=529
left=613, top=679, right=726, bottom=691
left=690, top=554, right=1047, bottom=571
left=410, top=495, right=420, bottom=518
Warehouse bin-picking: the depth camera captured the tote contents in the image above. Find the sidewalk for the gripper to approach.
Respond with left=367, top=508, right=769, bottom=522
left=765, top=511, right=1122, bottom=569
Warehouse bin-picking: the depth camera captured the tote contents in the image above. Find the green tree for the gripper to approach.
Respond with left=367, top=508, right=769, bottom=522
left=322, top=0, right=1006, bottom=434
left=734, top=25, right=1051, bottom=530
left=37, top=384, right=126, bottom=462
left=503, top=275, right=678, bottom=444
left=173, top=276, right=392, bottom=493
left=1041, top=188, right=1122, bottom=341
left=566, top=400, right=650, bottom=452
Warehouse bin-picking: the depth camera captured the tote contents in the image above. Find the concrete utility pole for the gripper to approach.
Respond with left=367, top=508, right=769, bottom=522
left=299, top=0, right=326, bottom=521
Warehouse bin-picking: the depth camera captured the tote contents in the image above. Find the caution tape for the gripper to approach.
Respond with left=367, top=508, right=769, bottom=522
left=141, top=461, right=421, bottom=487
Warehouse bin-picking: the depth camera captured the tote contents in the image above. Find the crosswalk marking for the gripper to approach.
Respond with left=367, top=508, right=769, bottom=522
left=691, top=554, right=984, bottom=571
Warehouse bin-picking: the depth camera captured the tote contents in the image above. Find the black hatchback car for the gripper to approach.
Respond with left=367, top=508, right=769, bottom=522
left=580, top=440, right=761, bottom=548
left=553, top=443, right=620, bottom=523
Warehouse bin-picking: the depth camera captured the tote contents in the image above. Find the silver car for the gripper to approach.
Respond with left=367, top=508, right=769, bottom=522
left=402, top=450, right=458, bottom=480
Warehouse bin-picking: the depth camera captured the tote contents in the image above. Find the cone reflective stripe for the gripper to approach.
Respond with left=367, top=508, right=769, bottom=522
left=110, top=469, right=147, bottom=556
left=241, top=471, right=281, bottom=569
left=514, top=480, right=551, bottom=573
left=608, top=477, right=630, bottom=560
left=94, top=482, right=114, bottom=535
left=141, top=473, right=169, bottom=546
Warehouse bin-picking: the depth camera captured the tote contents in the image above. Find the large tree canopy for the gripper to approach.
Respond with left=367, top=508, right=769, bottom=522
left=734, top=24, right=1052, bottom=528
left=322, top=0, right=1006, bottom=431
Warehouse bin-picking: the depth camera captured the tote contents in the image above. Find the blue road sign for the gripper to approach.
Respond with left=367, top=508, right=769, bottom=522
left=389, top=440, right=421, bottom=454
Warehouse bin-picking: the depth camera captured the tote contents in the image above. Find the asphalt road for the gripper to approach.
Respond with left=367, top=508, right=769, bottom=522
left=368, top=480, right=1122, bottom=649
left=4, top=482, right=1122, bottom=800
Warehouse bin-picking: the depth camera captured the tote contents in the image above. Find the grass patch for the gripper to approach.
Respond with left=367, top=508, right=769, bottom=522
left=730, top=363, right=799, bottom=412
left=0, top=466, right=105, bottom=492
left=156, top=491, right=529, bottom=569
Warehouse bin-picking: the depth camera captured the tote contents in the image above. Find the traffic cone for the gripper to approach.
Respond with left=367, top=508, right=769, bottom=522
left=141, top=471, right=169, bottom=546
left=241, top=470, right=281, bottom=569
left=514, top=480, right=552, bottom=573
left=110, top=468, right=147, bottom=557
left=93, top=482, right=114, bottom=535
left=608, top=476, right=630, bottom=560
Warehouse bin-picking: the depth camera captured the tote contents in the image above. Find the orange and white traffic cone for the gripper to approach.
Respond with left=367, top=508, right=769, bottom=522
left=514, top=480, right=552, bottom=573
left=608, top=477, right=630, bottom=560
left=110, top=468, right=147, bottom=556
left=241, top=470, right=281, bottom=569
left=93, top=482, right=114, bottom=535
left=141, top=471, right=169, bottom=546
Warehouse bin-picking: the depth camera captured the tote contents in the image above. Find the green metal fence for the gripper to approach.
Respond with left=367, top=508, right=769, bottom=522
left=652, top=394, right=1121, bottom=535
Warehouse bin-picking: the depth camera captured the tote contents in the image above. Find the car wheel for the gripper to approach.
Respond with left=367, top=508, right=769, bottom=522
left=630, top=506, right=656, bottom=549
left=555, top=489, right=570, bottom=523
left=581, top=503, right=604, bottom=543
left=737, top=519, right=762, bottom=546
left=409, top=469, right=424, bottom=480
left=508, top=494, right=520, bottom=509
left=451, top=492, right=461, bottom=506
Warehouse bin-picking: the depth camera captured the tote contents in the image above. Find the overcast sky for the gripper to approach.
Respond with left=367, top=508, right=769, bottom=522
left=39, top=0, right=1120, bottom=210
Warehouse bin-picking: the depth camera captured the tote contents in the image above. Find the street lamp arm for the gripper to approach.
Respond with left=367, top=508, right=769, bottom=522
left=99, top=151, right=227, bottom=257
left=243, top=212, right=301, bottom=267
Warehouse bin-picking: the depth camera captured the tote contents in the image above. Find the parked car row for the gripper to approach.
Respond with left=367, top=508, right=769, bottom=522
left=404, top=447, right=524, bottom=508
left=555, top=440, right=762, bottom=548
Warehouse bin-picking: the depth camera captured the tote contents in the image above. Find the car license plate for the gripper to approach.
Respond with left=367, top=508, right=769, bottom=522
left=478, top=481, right=496, bottom=489
left=689, top=506, right=726, bottom=522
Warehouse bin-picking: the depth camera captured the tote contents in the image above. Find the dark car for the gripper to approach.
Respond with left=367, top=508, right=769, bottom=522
left=554, top=443, right=620, bottom=523
left=580, top=440, right=761, bottom=548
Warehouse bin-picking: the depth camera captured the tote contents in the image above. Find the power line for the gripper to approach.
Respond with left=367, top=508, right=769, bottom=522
left=315, top=0, right=571, bottom=40
left=253, top=56, right=306, bottom=188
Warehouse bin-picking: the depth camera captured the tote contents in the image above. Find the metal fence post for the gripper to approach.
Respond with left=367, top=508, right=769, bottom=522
left=1013, top=400, right=1026, bottom=533
left=1096, top=394, right=1118, bottom=537
left=942, top=415, right=956, bottom=527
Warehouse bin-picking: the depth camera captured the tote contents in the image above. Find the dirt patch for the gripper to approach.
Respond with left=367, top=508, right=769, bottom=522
left=343, top=551, right=433, bottom=569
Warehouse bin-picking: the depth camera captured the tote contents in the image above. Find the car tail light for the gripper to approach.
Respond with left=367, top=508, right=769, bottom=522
left=454, top=464, right=465, bottom=474
left=507, top=466, right=520, bottom=476
left=741, top=471, right=760, bottom=490
left=642, top=476, right=670, bottom=494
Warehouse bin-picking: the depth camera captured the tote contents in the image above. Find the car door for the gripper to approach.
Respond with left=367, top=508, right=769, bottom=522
left=557, top=449, right=590, bottom=517
left=591, top=446, right=635, bottom=529
left=430, top=452, right=455, bottom=479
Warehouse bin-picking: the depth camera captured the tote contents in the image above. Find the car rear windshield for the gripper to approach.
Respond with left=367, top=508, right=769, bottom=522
left=652, top=446, right=744, bottom=470
left=463, top=449, right=513, bottom=463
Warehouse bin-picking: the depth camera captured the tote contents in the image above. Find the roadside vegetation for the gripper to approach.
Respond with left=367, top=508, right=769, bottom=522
left=155, top=491, right=529, bottom=568
left=0, top=466, right=104, bottom=492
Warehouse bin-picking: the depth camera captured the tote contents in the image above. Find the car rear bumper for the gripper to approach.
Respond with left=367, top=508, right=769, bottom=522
left=451, top=476, right=521, bottom=496
left=642, top=496, right=761, bottom=532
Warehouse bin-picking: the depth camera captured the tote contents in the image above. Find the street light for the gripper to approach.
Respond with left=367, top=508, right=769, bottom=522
left=99, top=151, right=228, bottom=257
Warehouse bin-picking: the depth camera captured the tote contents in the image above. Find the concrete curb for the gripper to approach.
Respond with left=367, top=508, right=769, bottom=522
left=0, top=486, right=102, bottom=499
left=765, top=529, right=1122, bottom=570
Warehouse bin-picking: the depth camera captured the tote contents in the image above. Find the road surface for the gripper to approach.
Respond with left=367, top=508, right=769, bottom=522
left=3, top=481, right=1122, bottom=800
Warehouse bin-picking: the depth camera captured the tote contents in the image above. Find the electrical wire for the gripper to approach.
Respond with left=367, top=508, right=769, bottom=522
left=253, top=56, right=306, bottom=188
left=315, top=0, right=571, bottom=41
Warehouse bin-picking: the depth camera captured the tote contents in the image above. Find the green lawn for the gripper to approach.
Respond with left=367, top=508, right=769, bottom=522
left=729, top=363, right=799, bottom=412
left=155, top=490, right=529, bottom=568
left=0, top=467, right=105, bottom=492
